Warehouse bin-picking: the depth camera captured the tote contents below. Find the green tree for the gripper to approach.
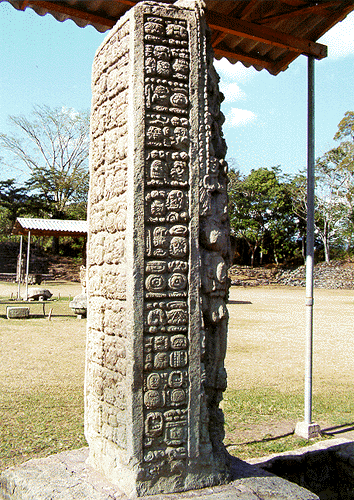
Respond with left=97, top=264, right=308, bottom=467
left=0, top=179, right=48, bottom=234
left=0, top=179, right=30, bottom=225
left=311, top=111, right=354, bottom=260
left=0, top=105, right=90, bottom=219
left=334, top=110, right=354, bottom=142
left=333, top=111, right=354, bottom=250
left=315, top=148, right=351, bottom=261
left=290, top=160, right=349, bottom=264
left=228, top=167, right=296, bottom=266
left=288, top=172, right=308, bottom=262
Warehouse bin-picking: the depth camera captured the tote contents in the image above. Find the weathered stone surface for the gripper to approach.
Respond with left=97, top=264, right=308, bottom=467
left=6, top=306, right=30, bottom=319
left=0, top=448, right=320, bottom=500
left=27, top=288, right=52, bottom=301
left=69, top=293, right=87, bottom=316
left=85, top=1, right=232, bottom=496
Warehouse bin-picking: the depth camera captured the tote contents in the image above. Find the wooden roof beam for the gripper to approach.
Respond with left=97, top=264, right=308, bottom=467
left=19, top=1, right=29, bottom=10
left=205, top=9, right=327, bottom=59
left=110, top=0, right=138, bottom=6
left=212, top=31, right=227, bottom=48
left=270, top=51, right=299, bottom=75
left=309, top=1, right=354, bottom=41
left=257, top=2, right=336, bottom=24
left=279, top=0, right=306, bottom=6
left=238, top=0, right=259, bottom=20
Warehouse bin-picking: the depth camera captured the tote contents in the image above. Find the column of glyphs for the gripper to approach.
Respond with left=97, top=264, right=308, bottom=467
left=142, top=11, right=192, bottom=480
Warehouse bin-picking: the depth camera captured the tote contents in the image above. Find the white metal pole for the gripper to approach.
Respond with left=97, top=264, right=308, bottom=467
left=25, top=231, right=31, bottom=301
left=17, top=235, right=23, bottom=300
left=295, top=56, right=320, bottom=439
left=305, top=55, right=315, bottom=426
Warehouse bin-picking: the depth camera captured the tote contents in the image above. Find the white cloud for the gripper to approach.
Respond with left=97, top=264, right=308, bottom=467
left=214, top=56, right=258, bottom=128
left=220, top=82, right=246, bottom=103
left=214, top=59, right=257, bottom=83
left=319, top=11, right=354, bottom=59
left=225, top=108, right=257, bottom=127
left=214, top=59, right=255, bottom=119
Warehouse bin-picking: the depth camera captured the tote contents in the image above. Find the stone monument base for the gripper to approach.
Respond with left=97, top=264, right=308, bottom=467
left=0, top=448, right=319, bottom=500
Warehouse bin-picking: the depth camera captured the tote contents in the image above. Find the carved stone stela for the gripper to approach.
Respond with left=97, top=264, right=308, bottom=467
left=85, top=1, right=232, bottom=497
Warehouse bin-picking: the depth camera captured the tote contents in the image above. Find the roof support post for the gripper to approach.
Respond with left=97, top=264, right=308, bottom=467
left=17, top=235, right=23, bottom=300
left=25, top=231, right=31, bottom=301
left=295, top=56, right=320, bottom=440
left=304, top=54, right=315, bottom=427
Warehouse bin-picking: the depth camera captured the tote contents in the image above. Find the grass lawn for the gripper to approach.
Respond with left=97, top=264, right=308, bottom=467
left=0, top=281, right=86, bottom=470
left=0, top=282, right=353, bottom=470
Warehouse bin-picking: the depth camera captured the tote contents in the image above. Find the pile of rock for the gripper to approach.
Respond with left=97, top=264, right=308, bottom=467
left=277, top=261, right=354, bottom=289
left=229, top=260, right=354, bottom=289
left=229, top=266, right=281, bottom=287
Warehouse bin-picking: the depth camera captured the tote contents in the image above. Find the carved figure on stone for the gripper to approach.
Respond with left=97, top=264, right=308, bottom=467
left=198, top=48, right=232, bottom=463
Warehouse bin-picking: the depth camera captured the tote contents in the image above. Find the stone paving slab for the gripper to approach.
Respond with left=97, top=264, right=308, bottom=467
left=0, top=448, right=319, bottom=500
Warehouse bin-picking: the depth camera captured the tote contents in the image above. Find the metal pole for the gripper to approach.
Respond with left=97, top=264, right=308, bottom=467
left=295, top=56, right=320, bottom=439
left=25, top=231, right=31, bottom=301
left=17, top=235, right=23, bottom=299
left=304, top=55, right=315, bottom=426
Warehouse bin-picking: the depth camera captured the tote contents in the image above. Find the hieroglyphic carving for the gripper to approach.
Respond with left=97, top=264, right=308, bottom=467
left=142, top=12, right=190, bottom=480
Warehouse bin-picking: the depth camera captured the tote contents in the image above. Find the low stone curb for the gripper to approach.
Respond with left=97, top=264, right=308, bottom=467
left=246, top=438, right=354, bottom=499
left=0, top=448, right=319, bottom=500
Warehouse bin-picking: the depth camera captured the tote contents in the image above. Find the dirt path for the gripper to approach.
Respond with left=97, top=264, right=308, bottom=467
left=225, top=286, right=354, bottom=447
left=226, top=286, right=354, bottom=391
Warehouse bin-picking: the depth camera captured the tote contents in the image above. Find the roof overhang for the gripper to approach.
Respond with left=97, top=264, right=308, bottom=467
left=3, top=1, right=354, bottom=74
left=12, top=218, right=88, bottom=238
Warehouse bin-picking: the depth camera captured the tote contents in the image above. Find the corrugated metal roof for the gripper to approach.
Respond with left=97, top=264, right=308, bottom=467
left=3, top=0, right=354, bottom=75
left=12, top=218, right=88, bottom=237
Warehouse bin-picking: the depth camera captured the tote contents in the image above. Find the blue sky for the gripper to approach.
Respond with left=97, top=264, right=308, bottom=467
left=0, top=1, right=353, bottom=181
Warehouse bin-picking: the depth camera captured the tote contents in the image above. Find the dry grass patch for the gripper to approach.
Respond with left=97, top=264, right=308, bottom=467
left=0, top=281, right=86, bottom=470
left=0, top=389, right=86, bottom=470
left=225, top=286, right=354, bottom=458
